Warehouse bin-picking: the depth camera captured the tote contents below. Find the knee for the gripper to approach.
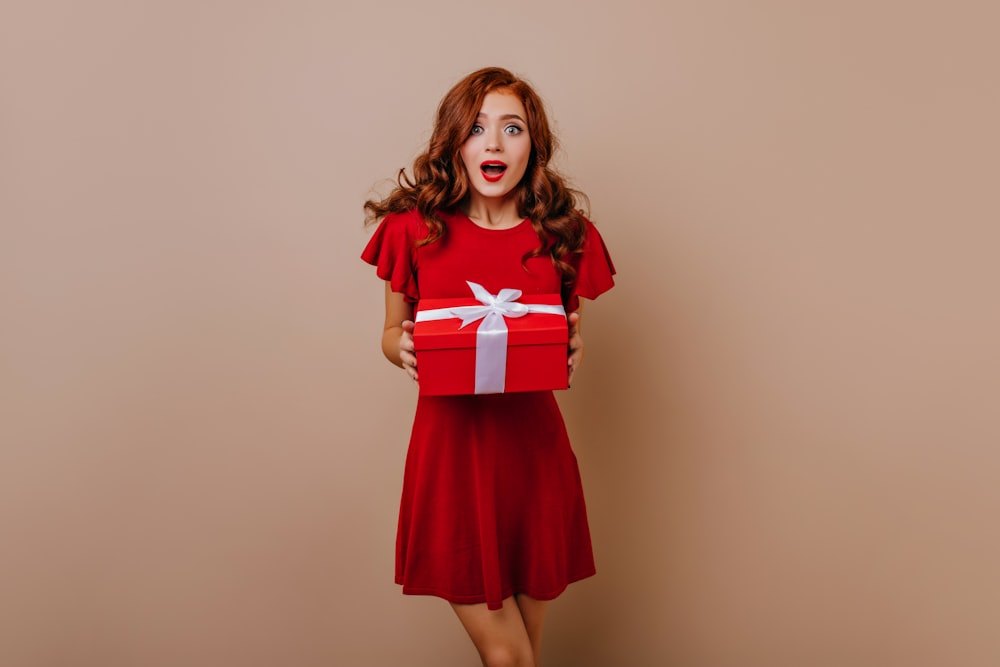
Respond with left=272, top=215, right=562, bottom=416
left=481, top=644, right=534, bottom=667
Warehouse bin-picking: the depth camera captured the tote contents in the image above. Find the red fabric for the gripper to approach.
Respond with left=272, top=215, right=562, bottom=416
left=361, top=209, right=615, bottom=610
left=567, top=220, right=617, bottom=313
left=360, top=210, right=425, bottom=302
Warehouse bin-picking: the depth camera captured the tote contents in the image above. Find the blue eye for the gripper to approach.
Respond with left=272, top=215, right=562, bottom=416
left=504, top=125, right=523, bottom=135
left=470, top=124, right=484, bottom=136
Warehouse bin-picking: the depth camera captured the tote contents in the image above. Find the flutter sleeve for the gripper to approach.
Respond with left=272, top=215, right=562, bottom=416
left=360, top=211, right=421, bottom=302
left=566, top=219, right=616, bottom=313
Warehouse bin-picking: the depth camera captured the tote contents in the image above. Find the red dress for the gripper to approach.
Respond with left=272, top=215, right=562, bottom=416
left=362, top=208, right=615, bottom=610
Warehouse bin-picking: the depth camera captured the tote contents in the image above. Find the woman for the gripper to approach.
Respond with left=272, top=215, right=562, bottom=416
left=362, top=67, right=615, bottom=667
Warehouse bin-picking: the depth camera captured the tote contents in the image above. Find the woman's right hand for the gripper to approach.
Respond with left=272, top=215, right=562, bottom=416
left=381, top=285, right=418, bottom=384
left=399, top=320, right=418, bottom=383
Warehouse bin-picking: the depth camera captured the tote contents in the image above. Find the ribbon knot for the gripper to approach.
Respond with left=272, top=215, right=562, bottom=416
left=454, top=281, right=529, bottom=328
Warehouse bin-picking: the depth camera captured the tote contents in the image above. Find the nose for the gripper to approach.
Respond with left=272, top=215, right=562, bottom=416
left=486, top=127, right=503, bottom=152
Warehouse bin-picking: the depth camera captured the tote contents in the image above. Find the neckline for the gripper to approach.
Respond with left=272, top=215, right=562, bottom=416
left=451, top=211, right=530, bottom=234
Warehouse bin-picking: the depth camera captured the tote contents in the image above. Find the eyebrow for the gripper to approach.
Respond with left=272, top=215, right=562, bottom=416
left=476, top=112, right=526, bottom=123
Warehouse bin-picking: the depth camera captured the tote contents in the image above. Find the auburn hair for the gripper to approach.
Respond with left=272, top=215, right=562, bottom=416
left=364, top=67, right=589, bottom=283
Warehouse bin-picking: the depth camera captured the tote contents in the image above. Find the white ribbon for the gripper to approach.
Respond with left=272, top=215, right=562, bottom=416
left=415, top=281, right=566, bottom=394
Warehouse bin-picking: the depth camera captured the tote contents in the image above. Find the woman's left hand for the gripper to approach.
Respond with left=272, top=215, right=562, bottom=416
left=567, top=311, right=584, bottom=387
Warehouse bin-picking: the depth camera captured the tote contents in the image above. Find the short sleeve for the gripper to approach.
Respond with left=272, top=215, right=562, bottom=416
left=566, top=219, right=616, bottom=313
left=360, top=210, right=422, bottom=302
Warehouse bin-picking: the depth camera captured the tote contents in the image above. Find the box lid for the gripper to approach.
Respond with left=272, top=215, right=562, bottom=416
left=414, top=294, right=568, bottom=351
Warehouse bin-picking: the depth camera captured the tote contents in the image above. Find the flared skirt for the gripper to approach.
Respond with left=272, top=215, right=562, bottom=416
left=395, top=391, right=596, bottom=610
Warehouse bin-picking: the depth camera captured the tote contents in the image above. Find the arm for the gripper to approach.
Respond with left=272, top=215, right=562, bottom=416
left=567, top=301, right=584, bottom=386
left=381, top=282, right=419, bottom=381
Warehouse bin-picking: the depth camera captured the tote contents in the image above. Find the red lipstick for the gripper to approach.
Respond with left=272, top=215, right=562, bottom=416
left=480, top=160, right=508, bottom=182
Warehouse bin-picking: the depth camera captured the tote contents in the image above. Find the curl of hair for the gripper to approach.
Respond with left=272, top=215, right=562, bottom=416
left=364, top=67, right=588, bottom=286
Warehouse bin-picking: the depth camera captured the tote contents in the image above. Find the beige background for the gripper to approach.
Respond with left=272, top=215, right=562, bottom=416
left=2, top=1, right=998, bottom=666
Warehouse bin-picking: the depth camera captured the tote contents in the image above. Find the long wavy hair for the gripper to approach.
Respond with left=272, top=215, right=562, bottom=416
left=364, top=67, right=588, bottom=282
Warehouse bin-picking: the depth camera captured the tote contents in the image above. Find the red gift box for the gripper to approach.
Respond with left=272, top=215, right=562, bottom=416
left=413, top=282, right=569, bottom=396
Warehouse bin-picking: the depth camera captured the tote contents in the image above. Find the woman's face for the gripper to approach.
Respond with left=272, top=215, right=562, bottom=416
left=459, top=91, right=532, bottom=206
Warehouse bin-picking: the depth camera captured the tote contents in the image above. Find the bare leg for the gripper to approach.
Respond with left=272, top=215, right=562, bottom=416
left=451, top=596, right=535, bottom=667
left=514, top=594, right=548, bottom=667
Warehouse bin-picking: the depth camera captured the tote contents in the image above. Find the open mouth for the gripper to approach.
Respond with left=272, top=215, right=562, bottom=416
left=480, top=161, right=507, bottom=182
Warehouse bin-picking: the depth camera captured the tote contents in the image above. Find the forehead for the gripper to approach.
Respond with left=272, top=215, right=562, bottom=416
left=476, top=90, right=527, bottom=118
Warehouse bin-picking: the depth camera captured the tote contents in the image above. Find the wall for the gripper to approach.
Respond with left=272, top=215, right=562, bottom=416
left=2, top=1, right=998, bottom=665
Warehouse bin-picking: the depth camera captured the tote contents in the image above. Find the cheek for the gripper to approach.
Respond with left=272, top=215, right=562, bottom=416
left=517, top=139, right=532, bottom=161
left=516, top=145, right=532, bottom=172
left=459, top=144, right=471, bottom=163
left=460, top=137, right=478, bottom=159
